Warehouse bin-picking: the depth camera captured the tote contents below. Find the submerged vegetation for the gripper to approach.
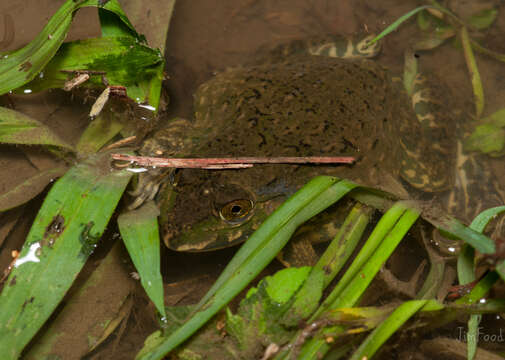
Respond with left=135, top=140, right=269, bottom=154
left=0, top=1, right=504, bottom=359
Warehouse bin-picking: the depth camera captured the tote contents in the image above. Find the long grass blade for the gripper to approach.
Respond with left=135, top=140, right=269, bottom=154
left=349, top=300, right=428, bottom=360
left=136, top=176, right=357, bottom=360
left=118, top=201, right=166, bottom=317
left=461, top=26, right=485, bottom=118
left=0, top=152, right=131, bottom=359
left=368, top=6, right=431, bottom=45
left=291, top=205, right=420, bottom=360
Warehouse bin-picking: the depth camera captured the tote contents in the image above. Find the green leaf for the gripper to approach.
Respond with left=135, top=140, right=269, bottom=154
left=461, top=26, right=485, bottom=118
left=286, top=267, right=325, bottom=325
left=403, top=49, right=418, bottom=96
left=136, top=176, right=357, bottom=360
left=118, top=201, right=166, bottom=317
left=464, top=108, right=505, bottom=156
left=100, top=0, right=144, bottom=40
left=463, top=123, right=505, bottom=156
left=0, top=0, right=148, bottom=96
left=226, top=267, right=314, bottom=353
left=469, top=205, right=505, bottom=233
left=423, top=212, right=495, bottom=254
left=467, top=9, right=497, bottom=30
left=19, top=36, right=163, bottom=104
left=99, top=2, right=140, bottom=38
left=293, top=204, right=420, bottom=360
left=265, top=267, right=312, bottom=304
left=0, top=151, right=132, bottom=359
left=368, top=5, right=459, bottom=46
left=0, top=106, right=74, bottom=150
left=313, top=203, right=371, bottom=288
left=23, top=242, right=134, bottom=359
left=311, top=202, right=416, bottom=321
left=76, top=109, right=124, bottom=155
left=483, top=107, right=505, bottom=127
left=349, top=300, right=427, bottom=360
left=455, top=271, right=499, bottom=305
left=0, top=0, right=80, bottom=95
left=467, top=314, right=482, bottom=360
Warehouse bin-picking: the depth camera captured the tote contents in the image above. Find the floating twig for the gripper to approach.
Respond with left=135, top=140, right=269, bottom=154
left=103, top=136, right=137, bottom=150
left=111, top=154, right=355, bottom=170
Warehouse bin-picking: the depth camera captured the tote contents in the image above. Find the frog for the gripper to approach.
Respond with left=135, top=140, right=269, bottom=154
left=134, top=34, right=501, bottom=255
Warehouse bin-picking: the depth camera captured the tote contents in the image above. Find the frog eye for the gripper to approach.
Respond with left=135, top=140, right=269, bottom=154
left=219, top=199, right=254, bottom=224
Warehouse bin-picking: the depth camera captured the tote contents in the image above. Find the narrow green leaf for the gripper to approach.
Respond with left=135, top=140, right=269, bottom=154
left=76, top=110, right=124, bottom=154
left=467, top=314, right=482, bottom=360
left=455, top=271, right=499, bottom=305
left=368, top=6, right=432, bottom=45
left=312, top=202, right=411, bottom=320
left=118, top=201, right=166, bottom=317
left=0, top=151, right=131, bottom=359
left=23, top=241, right=134, bottom=359
left=468, top=206, right=505, bottom=282
left=457, top=245, right=476, bottom=285
left=136, top=176, right=357, bottom=360
left=458, top=206, right=505, bottom=360
left=461, top=26, right=485, bottom=118
left=350, top=300, right=427, bottom=360
left=0, top=106, right=74, bottom=149
left=294, top=206, right=421, bottom=360
left=330, top=207, right=420, bottom=308
left=0, top=0, right=80, bottom=95
left=457, top=206, right=505, bottom=285
left=314, top=203, right=371, bottom=288
left=467, top=9, right=497, bottom=30
left=195, top=177, right=355, bottom=311
left=424, top=212, right=495, bottom=254
left=403, top=49, right=418, bottom=96
left=469, top=205, right=505, bottom=233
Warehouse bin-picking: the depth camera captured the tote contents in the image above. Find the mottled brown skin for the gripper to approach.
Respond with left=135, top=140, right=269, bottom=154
left=144, top=55, right=454, bottom=252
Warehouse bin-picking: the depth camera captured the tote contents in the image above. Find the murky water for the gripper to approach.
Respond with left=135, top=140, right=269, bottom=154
left=1, top=0, right=505, bottom=359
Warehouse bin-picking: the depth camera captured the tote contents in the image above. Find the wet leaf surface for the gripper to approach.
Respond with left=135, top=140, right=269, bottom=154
left=0, top=151, right=131, bottom=358
left=0, top=106, right=73, bottom=149
left=119, top=201, right=166, bottom=318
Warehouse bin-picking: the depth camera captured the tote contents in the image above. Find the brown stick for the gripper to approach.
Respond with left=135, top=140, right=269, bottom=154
left=111, top=154, right=355, bottom=169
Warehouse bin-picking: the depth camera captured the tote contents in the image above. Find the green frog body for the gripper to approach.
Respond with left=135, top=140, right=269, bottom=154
left=139, top=36, right=458, bottom=252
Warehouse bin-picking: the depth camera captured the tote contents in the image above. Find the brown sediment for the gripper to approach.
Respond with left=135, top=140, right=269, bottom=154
left=0, top=14, right=15, bottom=49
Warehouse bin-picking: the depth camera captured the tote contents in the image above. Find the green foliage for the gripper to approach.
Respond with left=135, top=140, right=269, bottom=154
left=0, top=152, right=131, bottom=359
left=118, top=201, right=166, bottom=317
left=0, top=106, right=73, bottom=149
